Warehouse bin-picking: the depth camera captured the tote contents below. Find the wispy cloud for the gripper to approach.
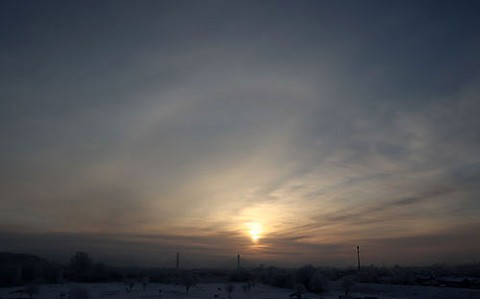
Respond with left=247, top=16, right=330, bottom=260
left=0, top=1, right=479, bottom=266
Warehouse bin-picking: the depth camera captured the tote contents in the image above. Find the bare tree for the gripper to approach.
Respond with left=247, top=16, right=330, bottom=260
left=126, top=278, right=136, bottom=292
left=226, top=283, right=235, bottom=298
left=142, top=276, right=150, bottom=291
left=241, top=284, right=248, bottom=293
left=181, top=271, right=196, bottom=293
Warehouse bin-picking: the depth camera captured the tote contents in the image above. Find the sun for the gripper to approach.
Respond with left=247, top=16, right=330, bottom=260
left=247, top=222, right=262, bottom=243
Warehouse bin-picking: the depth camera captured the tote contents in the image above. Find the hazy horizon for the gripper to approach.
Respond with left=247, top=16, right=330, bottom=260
left=1, top=1, right=480, bottom=268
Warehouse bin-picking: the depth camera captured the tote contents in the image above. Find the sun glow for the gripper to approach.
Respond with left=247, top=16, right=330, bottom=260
left=247, top=222, right=262, bottom=243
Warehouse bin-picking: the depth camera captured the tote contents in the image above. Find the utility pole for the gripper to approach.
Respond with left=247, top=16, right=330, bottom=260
left=357, top=246, right=361, bottom=271
left=176, top=252, right=180, bottom=270
left=237, top=254, right=240, bottom=270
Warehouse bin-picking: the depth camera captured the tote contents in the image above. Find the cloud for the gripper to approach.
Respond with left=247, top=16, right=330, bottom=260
left=0, top=1, right=479, bottom=266
left=360, top=222, right=480, bottom=265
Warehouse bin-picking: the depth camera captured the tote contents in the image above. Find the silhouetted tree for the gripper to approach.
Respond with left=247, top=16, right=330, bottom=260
left=181, top=270, right=196, bottom=293
left=296, top=265, right=316, bottom=290
left=69, top=252, right=92, bottom=278
left=270, top=270, right=294, bottom=288
left=310, top=273, right=328, bottom=298
left=142, top=275, right=150, bottom=291
left=126, top=278, right=136, bottom=292
left=226, top=282, right=234, bottom=298
left=0, top=253, right=64, bottom=286
left=0, top=265, right=21, bottom=286
left=241, top=284, right=248, bottom=293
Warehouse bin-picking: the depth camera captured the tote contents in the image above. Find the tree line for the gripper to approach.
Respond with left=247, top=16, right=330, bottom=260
left=1, top=251, right=479, bottom=292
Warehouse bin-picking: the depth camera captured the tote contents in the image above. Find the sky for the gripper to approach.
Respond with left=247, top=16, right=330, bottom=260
left=1, top=1, right=480, bottom=268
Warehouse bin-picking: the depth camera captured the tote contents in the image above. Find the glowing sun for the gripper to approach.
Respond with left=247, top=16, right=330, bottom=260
left=247, top=222, right=262, bottom=243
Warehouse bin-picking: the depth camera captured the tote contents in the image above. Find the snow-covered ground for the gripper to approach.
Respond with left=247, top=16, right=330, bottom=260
left=1, top=282, right=480, bottom=299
